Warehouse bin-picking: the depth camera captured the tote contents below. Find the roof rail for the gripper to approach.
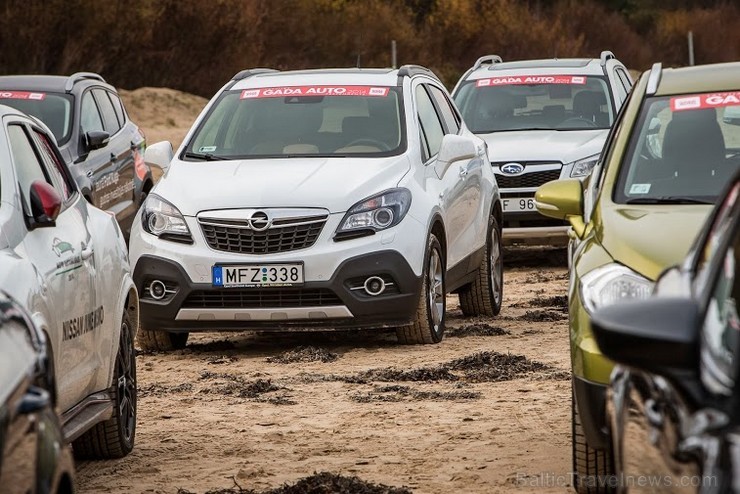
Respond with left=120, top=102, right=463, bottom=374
left=65, top=72, right=106, bottom=92
left=599, top=51, right=615, bottom=66
left=646, top=62, right=662, bottom=95
left=472, top=55, right=503, bottom=71
left=231, top=68, right=278, bottom=81
left=396, top=64, right=439, bottom=80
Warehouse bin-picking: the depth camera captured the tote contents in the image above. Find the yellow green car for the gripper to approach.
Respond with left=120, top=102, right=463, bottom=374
left=536, top=61, right=740, bottom=492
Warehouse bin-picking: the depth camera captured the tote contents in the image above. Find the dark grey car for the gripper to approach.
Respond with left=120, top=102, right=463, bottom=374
left=0, top=72, right=151, bottom=238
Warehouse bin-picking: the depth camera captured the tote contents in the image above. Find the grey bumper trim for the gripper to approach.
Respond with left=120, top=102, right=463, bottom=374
left=175, top=306, right=353, bottom=321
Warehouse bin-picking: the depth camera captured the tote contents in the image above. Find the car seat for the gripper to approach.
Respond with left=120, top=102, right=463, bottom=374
left=662, top=108, right=726, bottom=178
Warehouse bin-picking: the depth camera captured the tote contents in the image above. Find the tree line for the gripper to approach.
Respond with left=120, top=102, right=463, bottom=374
left=0, top=0, right=737, bottom=95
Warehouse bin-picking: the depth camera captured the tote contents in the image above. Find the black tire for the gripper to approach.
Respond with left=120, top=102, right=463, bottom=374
left=459, top=214, right=503, bottom=317
left=396, top=234, right=445, bottom=345
left=73, top=312, right=137, bottom=459
left=572, top=391, right=615, bottom=494
left=137, top=328, right=188, bottom=351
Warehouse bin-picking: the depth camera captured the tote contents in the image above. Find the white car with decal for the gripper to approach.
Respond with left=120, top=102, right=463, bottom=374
left=0, top=105, right=139, bottom=458
left=130, top=66, right=502, bottom=350
left=452, top=51, right=633, bottom=245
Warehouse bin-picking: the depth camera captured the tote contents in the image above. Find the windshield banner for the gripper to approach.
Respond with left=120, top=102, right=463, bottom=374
left=240, top=86, right=390, bottom=99
left=671, top=92, right=740, bottom=112
left=476, top=75, right=587, bottom=87
left=0, top=91, right=46, bottom=100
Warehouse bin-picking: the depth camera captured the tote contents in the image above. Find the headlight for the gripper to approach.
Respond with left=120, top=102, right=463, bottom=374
left=579, top=263, right=653, bottom=314
left=335, top=188, right=412, bottom=240
left=141, top=194, right=193, bottom=243
left=570, top=154, right=600, bottom=178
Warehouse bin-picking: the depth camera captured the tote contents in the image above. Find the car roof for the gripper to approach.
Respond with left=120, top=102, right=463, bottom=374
left=652, top=61, right=740, bottom=96
left=229, top=67, right=404, bottom=90
left=0, top=73, right=112, bottom=94
left=465, top=58, right=609, bottom=81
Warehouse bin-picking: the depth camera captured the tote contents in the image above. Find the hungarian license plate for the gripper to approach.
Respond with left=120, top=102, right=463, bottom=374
left=502, top=197, right=537, bottom=213
left=212, top=263, right=304, bottom=288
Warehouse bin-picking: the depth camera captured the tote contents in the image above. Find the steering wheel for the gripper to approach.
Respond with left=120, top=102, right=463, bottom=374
left=342, top=138, right=391, bottom=151
left=556, top=117, right=598, bottom=129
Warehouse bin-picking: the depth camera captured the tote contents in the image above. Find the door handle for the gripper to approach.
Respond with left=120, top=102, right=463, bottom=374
left=458, top=167, right=468, bottom=178
left=110, top=152, right=117, bottom=161
left=86, top=170, right=93, bottom=178
left=81, top=244, right=94, bottom=260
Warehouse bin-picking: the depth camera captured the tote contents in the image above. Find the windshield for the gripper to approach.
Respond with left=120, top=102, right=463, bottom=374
left=185, top=85, right=405, bottom=160
left=0, top=91, right=74, bottom=145
left=454, top=75, right=614, bottom=133
left=615, top=92, right=740, bottom=204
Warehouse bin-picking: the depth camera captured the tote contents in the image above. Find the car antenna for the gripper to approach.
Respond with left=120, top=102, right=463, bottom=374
left=356, top=53, right=361, bottom=68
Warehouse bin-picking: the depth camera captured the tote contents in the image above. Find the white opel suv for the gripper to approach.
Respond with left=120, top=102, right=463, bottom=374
left=452, top=52, right=633, bottom=245
left=130, top=66, right=502, bottom=350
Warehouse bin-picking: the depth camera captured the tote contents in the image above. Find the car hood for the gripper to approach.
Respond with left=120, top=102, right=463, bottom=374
left=479, top=129, right=608, bottom=164
left=597, top=204, right=713, bottom=281
left=153, top=156, right=411, bottom=215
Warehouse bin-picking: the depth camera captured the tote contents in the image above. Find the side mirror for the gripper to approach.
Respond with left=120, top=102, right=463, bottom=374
left=85, top=130, right=110, bottom=151
left=434, top=134, right=477, bottom=176
left=29, top=180, right=61, bottom=228
left=591, top=297, right=699, bottom=376
left=534, top=179, right=586, bottom=237
left=144, top=141, right=174, bottom=175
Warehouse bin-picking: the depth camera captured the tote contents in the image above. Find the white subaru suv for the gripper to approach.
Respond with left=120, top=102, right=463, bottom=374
left=0, top=105, right=139, bottom=458
left=130, top=66, right=502, bottom=350
left=452, top=52, right=633, bottom=245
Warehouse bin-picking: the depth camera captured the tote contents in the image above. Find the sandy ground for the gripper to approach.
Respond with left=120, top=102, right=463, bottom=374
left=76, top=90, right=576, bottom=493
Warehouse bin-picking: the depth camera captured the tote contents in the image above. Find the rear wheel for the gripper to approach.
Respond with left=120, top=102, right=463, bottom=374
left=137, top=328, right=188, bottom=352
left=459, top=214, right=503, bottom=316
left=572, top=390, right=615, bottom=494
left=397, top=234, right=445, bottom=344
left=73, top=312, right=136, bottom=459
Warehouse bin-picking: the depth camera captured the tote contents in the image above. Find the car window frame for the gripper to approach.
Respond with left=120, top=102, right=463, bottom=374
left=29, top=124, right=77, bottom=205
left=107, top=91, right=127, bottom=129
left=79, top=88, right=105, bottom=138
left=425, top=83, right=461, bottom=135
left=92, top=88, right=122, bottom=136
left=414, top=82, right=446, bottom=161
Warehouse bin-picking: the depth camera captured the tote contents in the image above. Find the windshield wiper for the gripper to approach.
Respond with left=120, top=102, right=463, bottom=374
left=625, top=196, right=713, bottom=205
left=182, top=151, right=227, bottom=161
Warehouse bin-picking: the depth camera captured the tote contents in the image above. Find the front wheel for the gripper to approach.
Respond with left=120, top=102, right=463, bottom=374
left=573, top=390, right=615, bottom=494
left=459, top=214, right=503, bottom=316
left=73, top=312, right=137, bottom=459
left=137, top=328, right=188, bottom=352
left=397, top=234, right=446, bottom=344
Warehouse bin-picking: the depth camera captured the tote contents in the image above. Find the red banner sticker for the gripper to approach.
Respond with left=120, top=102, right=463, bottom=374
left=671, top=92, right=740, bottom=112
left=240, top=86, right=390, bottom=99
left=0, top=91, right=46, bottom=100
left=476, top=75, right=587, bottom=87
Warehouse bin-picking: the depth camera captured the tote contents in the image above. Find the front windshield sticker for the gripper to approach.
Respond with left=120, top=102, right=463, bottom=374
left=240, top=86, right=390, bottom=99
left=475, top=75, right=586, bottom=87
left=671, top=92, right=740, bottom=112
left=629, top=183, right=651, bottom=194
left=199, top=145, right=217, bottom=153
left=0, top=91, right=46, bottom=100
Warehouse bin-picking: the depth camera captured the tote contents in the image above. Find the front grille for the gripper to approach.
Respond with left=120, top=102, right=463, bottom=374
left=200, top=216, right=327, bottom=254
left=183, top=288, right=343, bottom=309
left=494, top=168, right=562, bottom=189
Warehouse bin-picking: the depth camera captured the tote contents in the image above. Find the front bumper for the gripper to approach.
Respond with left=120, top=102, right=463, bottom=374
left=134, top=250, right=423, bottom=332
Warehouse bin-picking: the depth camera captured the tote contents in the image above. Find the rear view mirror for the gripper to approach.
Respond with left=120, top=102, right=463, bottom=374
left=647, top=117, right=662, bottom=135
left=85, top=130, right=110, bottom=151
left=29, top=180, right=61, bottom=228
left=435, top=134, right=477, bottom=176
left=145, top=141, right=174, bottom=176
left=590, top=297, right=699, bottom=375
left=723, top=106, right=740, bottom=126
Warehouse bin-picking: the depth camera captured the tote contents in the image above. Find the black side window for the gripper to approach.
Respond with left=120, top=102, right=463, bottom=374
left=108, top=92, right=126, bottom=127
left=7, top=124, right=53, bottom=211
left=427, top=85, right=461, bottom=134
left=80, top=91, right=104, bottom=135
left=700, top=222, right=740, bottom=396
left=30, top=128, right=72, bottom=201
left=416, top=85, right=445, bottom=158
left=93, top=89, right=121, bottom=134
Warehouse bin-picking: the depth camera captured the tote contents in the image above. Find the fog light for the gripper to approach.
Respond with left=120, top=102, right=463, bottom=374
left=364, top=276, right=386, bottom=296
left=149, top=280, right=167, bottom=300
